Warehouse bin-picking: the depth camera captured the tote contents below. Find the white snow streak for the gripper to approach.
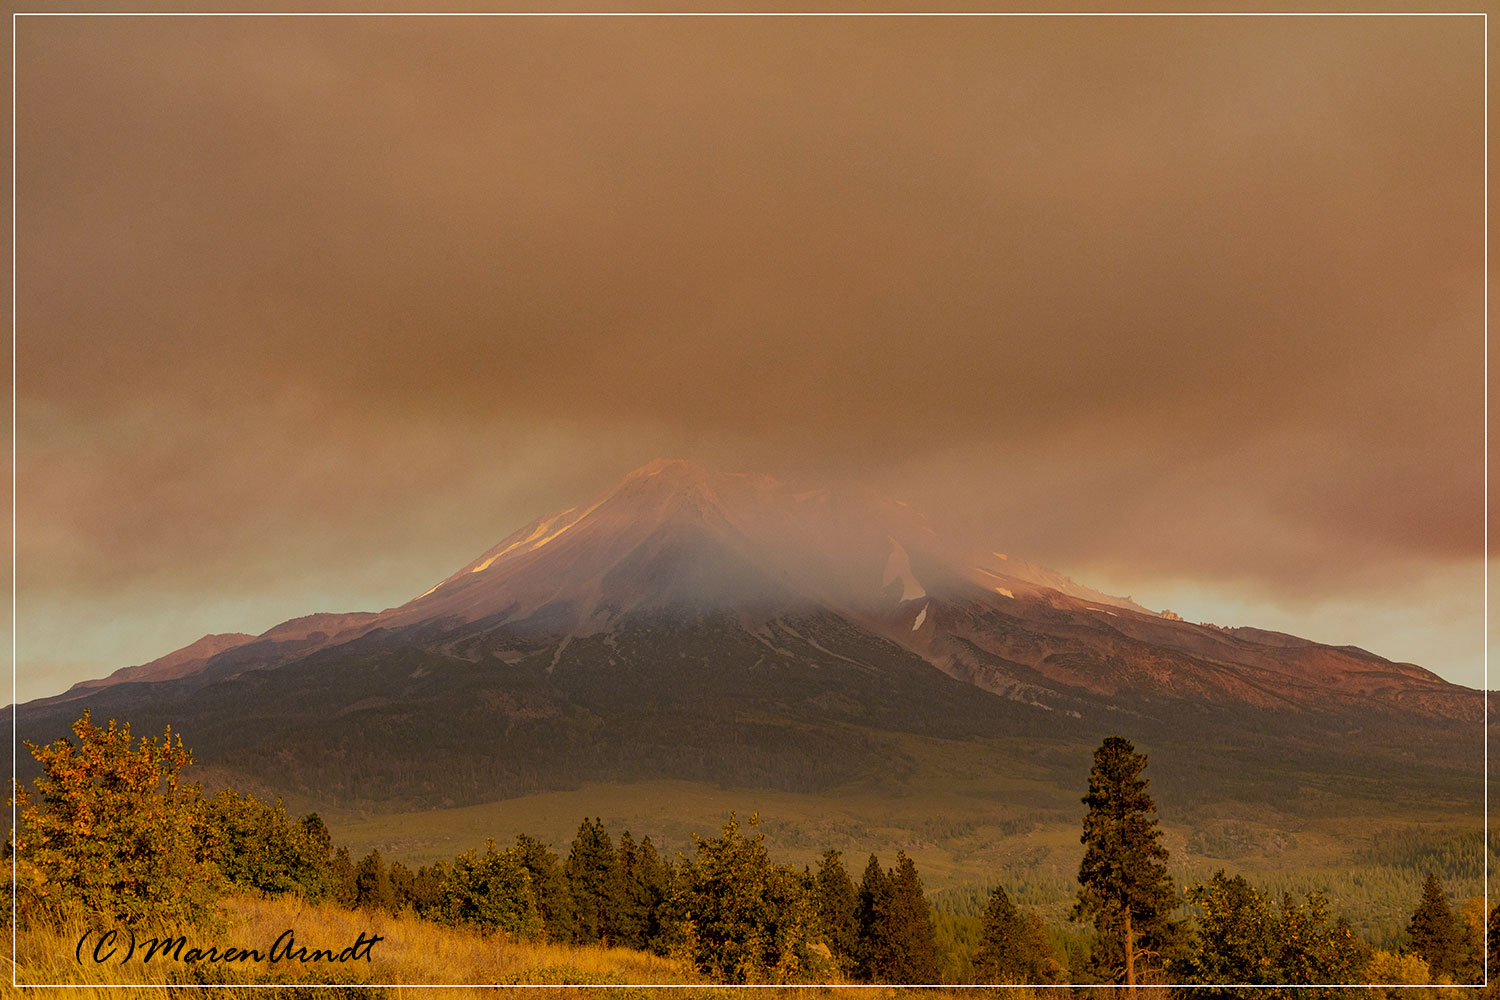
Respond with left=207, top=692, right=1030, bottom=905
left=883, top=538, right=927, bottom=602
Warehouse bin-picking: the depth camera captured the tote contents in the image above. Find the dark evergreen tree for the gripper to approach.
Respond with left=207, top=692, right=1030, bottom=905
left=886, top=852, right=940, bottom=982
left=388, top=860, right=415, bottom=912
left=617, top=830, right=673, bottom=952
left=974, top=884, right=1058, bottom=984
left=330, top=845, right=357, bottom=908
left=1407, top=873, right=1462, bottom=980
left=354, top=848, right=395, bottom=913
left=813, top=849, right=859, bottom=974
left=410, top=863, right=445, bottom=920
left=1073, top=736, right=1177, bottom=986
left=616, top=831, right=647, bottom=948
left=634, top=835, right=674, bottom=955
left=565, top=817, right=619, bottom=944
left=856, top=854, right=897, bottom=981
left=513, top=833, right=575, bottom=942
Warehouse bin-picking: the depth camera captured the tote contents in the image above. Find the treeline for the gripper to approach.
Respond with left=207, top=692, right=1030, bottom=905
left=270, top=814, right=954, bottom=985
left=9, top=712, right=1498, bottom=990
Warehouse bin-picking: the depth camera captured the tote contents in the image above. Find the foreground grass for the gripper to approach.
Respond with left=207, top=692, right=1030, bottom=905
left=0, top=892, right=1108, bottom=998
left=7, top=894, right=1482, bottom=999
left=8, top=893, right=694, bottom=997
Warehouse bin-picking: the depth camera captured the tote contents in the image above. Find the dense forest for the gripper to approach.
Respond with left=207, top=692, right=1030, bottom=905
left=8, top=712, right=1493, bottom=993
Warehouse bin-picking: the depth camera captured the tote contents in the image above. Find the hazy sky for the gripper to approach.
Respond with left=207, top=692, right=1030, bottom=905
left=15, top=14, right=1485, bottom=702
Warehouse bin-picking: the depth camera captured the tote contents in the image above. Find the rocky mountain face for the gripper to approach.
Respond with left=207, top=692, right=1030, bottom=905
left=13, top=459, right=1483, bottom=810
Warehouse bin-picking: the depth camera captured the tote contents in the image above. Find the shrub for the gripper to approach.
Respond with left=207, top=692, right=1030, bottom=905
left=13, top=711, right=223, bottom=928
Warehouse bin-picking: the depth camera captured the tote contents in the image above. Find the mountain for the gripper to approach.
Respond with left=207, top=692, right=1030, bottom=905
left=11, top=459, right=1484, bottom=813
left=63, top=632, right=257, bottom=692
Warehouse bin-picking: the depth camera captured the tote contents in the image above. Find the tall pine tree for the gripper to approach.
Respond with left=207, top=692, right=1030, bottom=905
left=632, top=835, right=674, bottom=955
left=1073, top=736, right=1176, bottom=986
left=1407, top=873, right=1462, bottom=980
left=514, top=833, right=575, bottom=943
left=330, top=846, right=358, bottom=908
left=855, top=852, right=938, bottom=983
left=353, top=849, right=394, bottom=913
left=887, top=852, right=940, bottom=982
left=813, top=849, right=859, bottom=975
left=856, top=854, right=897, bottom=981
left=616, top=831, right=648, bottom=949
left=565, top=817, right=619, bottom=944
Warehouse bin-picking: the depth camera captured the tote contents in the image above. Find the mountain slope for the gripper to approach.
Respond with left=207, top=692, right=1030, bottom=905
left=12, top=459, right=1483, bottom=812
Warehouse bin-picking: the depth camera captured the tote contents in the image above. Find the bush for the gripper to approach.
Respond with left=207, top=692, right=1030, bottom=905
left=675, top=814, right=828, bottom=984
left=204, top=789, right=334, bottom=901
left=13, top=711, right=223, bottom=928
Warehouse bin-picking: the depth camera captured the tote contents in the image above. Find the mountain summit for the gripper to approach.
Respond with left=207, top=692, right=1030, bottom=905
left=23, top=459, right=1481, bottom=810
left=383, top=458, right=1143, bottom=633
left=61, top=459, right=1472, bottom=721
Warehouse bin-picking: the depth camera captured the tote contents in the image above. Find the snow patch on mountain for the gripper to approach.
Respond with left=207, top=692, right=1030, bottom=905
left=882, top=538, right=927, bottom=602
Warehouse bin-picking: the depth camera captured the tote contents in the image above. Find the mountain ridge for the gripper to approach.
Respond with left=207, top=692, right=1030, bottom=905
left=13, top=458, right=1481, bottom=815
left=45, top=458, right=1478, bottom=724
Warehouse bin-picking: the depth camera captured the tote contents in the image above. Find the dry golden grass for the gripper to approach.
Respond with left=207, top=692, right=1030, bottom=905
left=4, top=894, right=1017, bottom=999
left=14, top=895, right=1278, bottom=998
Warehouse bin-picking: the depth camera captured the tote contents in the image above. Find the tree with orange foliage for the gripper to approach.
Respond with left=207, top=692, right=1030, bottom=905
left=13, top=711, right=223, bottom=928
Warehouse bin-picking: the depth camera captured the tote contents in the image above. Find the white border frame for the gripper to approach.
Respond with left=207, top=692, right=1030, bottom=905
left=7, top=9, right=1489, bottom=991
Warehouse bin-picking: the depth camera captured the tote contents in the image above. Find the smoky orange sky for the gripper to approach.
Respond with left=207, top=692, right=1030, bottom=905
left=15, top=14, right=1486, bottom=702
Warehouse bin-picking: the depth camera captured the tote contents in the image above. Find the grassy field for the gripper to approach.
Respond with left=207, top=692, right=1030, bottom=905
left=7, top=892, right=1481, bottom=998
left=9, top=893, right=1086, bottom=998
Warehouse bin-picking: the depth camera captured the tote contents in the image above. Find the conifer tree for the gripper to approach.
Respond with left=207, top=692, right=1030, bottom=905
left=974, top=884, right=1058, bottom=984
left=616, top=830, right=646, bottom=947
left=410, top=863, right=443, bottom=918
left=1407, top=873, right=1462, bottom=980
left=565, top=817, right=619, bottom=944
left=814, top=849, right=860, bottom=974
left=514, top=833, right=575, bottom=943
left=858, top=857, right=888, bottom=983
left=887, top=852, right=940, bottom=982
left=1073, top=736, right=1177, bottom=986
left=634, top=835, right=674, bottom=955
left=616, top=830, right=673, bottom=952
left=856, top=853, right=897, bottom=981
left=330, top=846, right=358, bottom=907
left=354, top=848, right=395, bottom=913
left=388, top=860, right=415, bottom=912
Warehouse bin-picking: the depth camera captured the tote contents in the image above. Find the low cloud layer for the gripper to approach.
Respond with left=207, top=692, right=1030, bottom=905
left=16, top=15, right=1485, bottom=698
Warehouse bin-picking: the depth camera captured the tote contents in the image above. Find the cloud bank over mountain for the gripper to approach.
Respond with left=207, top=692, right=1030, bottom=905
left=15, top=16, right=1483, bottom=699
